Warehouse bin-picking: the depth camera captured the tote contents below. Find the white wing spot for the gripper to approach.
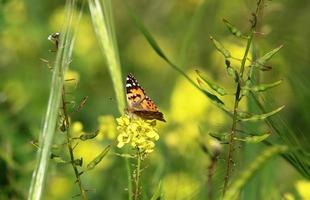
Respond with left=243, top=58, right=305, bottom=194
left=126, top=83, right=132, bottom=87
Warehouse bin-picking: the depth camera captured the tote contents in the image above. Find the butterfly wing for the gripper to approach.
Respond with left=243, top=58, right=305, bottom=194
left=126, top=73, right=146, bottom=109
left=126, top=74, right=166, bottom=122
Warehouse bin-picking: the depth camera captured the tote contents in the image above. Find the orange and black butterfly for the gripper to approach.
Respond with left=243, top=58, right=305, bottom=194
left=125, top=74, right=166, bottom=122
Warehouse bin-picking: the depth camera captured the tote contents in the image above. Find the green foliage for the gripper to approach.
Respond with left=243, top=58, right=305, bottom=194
left=1, top=0, right=310, bottom=199
left=122, top=0, right=225, bottom=106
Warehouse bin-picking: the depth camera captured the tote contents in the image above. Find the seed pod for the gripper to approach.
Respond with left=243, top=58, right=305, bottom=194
left=241, top=79, right=252, bottom=96
left=209, top=132, right=229, bottom=142
left=50, top=154, right=68, bottom=164
left=249, top=80, right=282, bottom=92
left=234, top=133, right=270, bottom=143
left=210, top=36, right=231, bottom=58
left=256, top=45, right=284, bottom=66
left=237, top=110, right=252, bottom=118
left=86, top=145, right=110, bottom=172
left=223, top=19, right=247, bottom=39
left=238, top=106, right=285, bottom=122
left=243, top=133, right=270, bottom=143
left=196, top=70, right=227, bottom=96
left=79, top=130, right=100, bottom=141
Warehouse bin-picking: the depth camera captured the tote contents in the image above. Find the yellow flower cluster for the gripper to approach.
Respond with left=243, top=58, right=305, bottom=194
left=116, top=115, right=159, bottom=155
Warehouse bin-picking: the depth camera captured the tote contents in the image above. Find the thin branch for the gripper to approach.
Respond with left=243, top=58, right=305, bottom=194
left=61, top=86, right=88, bottom=200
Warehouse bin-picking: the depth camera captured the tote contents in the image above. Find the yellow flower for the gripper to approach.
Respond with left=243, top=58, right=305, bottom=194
left=116, top=115, right=159, bottom=156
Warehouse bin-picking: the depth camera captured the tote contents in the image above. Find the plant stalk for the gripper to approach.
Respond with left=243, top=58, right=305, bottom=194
left=133, top=151, right=141, bottom=200
left=223, top=0, right=263, bottom=195
left=126, top=157, right=133, bottom=200
left=61, top=87, right=88, bottom=200
left=223, top=29, right=255, bottom=197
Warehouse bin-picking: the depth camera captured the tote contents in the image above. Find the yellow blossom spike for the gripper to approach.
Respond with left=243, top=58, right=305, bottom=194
left=116, top=115, right=160, bottom=157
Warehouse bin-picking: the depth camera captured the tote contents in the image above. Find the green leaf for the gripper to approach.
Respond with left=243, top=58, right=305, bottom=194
left=86, top=145, right=110, bottom=172
left=150, top=181, right=163, bottom=200
left=201, top=90, right=224, bottom=105
left=246, top=80, right=282, bottom=92
left=79, top=130, right=100, bottom=141
left=234, top=133, right=271, bottom=143
left=256, top=45, right=284, bottom=66
left=210, top=36, right=231, bottom=58
left=223, top=146, right=287, bottom=200
left=238, top=106, right=285, bottom=122
left=89, top=0, right=125, bottom=114
left=223, top=19, right=247, bottom=39
left=196, top=70, right=227, bottom=96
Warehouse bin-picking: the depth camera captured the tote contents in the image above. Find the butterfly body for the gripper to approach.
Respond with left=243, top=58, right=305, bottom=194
left=126, top=74, right=166, bottom=122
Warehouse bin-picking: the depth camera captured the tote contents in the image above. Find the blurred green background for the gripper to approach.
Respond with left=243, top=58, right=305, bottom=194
left=1, top=0, right=310, bottom=199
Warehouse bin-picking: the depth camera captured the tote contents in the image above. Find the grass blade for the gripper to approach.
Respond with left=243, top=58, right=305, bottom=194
left=150, top=181, right=163, bottom=200
left=28, top=1, right=79, bottom=199
left=88, top=0, right=125, bottom=114
left=223, top=146, right=287, bottom=200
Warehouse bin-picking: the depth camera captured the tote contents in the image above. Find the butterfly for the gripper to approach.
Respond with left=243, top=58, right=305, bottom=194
left=125, top=74, right=166, bottom=122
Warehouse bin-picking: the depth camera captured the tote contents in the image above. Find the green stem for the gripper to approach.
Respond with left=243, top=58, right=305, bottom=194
left=61, top=87, right=88, bottom=200
left=223, top=0, right=263, bottom=195
left=223, top=27, right=255, bottom=198
left=126, top=157, right=133, bottom=200
left=133, top=151, right=141, bottom=200
left=240, top=33, right=254, bottom=78
left=223, top=84, right=241, bottom=195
